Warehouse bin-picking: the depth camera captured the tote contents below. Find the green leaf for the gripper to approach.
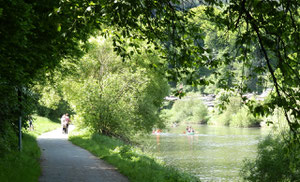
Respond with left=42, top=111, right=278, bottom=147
left=57, top=24, right=61, bottom=32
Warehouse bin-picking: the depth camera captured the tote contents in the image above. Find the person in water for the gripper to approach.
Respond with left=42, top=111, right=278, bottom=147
left=186, top=126, right=190, bottom=132
left=187, top=126, right=194, bottom=133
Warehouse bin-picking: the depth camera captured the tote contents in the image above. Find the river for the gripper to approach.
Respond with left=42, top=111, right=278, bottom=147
left=139, top=125, right=270, bottom=182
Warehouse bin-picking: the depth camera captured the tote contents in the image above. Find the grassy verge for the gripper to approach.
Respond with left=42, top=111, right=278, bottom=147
left=29, top=116, right=61, bottom=137
left=0, top=116, right=60, bottom=182
left=69, top=129, right=200, bottom=182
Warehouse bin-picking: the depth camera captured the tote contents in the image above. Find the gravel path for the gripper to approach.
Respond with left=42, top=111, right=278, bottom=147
left=37, top=125, right=129, bottom=182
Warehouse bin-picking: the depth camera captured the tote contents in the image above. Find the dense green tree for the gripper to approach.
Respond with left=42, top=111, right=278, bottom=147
left=57, top=37, right=169, bottom=140
left=0, top=0, right=195, bottom=152
left=179, top=6, right=271, bottom=94
left=168, top=1, right=299, bottom=140
left=206, top=0, right=299, bottom=135
left=1, top=0, right=298, bottom=161
left=202, top=0, right=299, bottom=178
left=0, top=0, right=94, bottom=153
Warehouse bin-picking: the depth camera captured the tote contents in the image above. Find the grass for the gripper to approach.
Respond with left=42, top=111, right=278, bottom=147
left=0, top=115, right=60, bottom=182
left=69, top=128, right=200, bottom=182
left=29, top=116, right=61, bottom=137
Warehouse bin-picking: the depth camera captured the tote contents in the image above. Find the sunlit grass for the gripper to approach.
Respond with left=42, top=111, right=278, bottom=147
left=29, top=115, right=61, bottom=137
left=69, top=128, right=200, bottom=182
left=0, top=115, right=60, bottom=182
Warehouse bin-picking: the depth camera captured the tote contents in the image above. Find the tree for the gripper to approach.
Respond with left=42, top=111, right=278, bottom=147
left=201, top=0, right=299, bottom=177
left=58, top=37, right=169, bottom=140
left=1, top=0, right=298, bottom=156
left=0, top=0, right=195, bottom=152
left=209, top=0, right=299, bottom=138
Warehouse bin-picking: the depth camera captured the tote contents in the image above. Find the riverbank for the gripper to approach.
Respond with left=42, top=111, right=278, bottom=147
left=0, top=116, right=60, bottom=182
left=69, top=128, right=200, bottom=182
left=163, top=92, right=271, bottom=128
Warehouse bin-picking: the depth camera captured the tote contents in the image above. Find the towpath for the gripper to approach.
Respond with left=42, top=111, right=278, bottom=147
left=37, top=125, right=128, bottom=182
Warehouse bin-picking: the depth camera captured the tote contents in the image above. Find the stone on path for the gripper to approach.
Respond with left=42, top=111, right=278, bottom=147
left=37, top=125, right=128, bottom=182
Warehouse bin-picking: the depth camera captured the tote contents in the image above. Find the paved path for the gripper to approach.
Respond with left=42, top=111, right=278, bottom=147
left=37, top=126, right=128, bottom=182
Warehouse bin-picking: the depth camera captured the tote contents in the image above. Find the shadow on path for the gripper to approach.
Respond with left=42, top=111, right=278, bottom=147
left=37, top=126, right=128, bottom=182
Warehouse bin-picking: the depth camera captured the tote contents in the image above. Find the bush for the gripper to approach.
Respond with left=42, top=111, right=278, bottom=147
left=240, top=135, right=300, bottom=181
left=0, top=85, right=37, bottom=157
left=62, top=38, right=169, bottom=141
left=230, top=107, right=261, bottom=127
left=167, top=98, right=209, bottom=124
left=0, top=116, right=60, bottom=182
left=209, top=96, right=261, bottom=127
left=36, top=102, right=72, bottom=121
left=0, top=124, right=18, bottom=157
left=209, top=109, right=231, bottom=126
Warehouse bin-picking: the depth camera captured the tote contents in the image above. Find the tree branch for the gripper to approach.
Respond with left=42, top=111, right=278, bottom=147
left=240, top=4, right=297, bottom=135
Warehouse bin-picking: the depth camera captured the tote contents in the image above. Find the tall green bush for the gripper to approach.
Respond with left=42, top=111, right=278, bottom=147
left=0, top=86, right=36, bottom=156
left=209, top=94, right=261, bottom=127
left=62, top=37, right=169, bottom=140
left=166, top=98, right=209, bottom=124
left=0, top=116, right=60, bottom=182
left=230, top=107, right=260, bottom=127
left=240, top=134, right=300, bottom=181
left=0, top=124, right=18, bottom=157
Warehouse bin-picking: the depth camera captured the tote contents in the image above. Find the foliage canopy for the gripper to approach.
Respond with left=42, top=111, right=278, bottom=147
left=0, top=0, right=299, bottom=157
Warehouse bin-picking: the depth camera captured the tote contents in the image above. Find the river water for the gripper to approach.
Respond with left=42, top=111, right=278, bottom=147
left=139, top=125, right=269, bottom=182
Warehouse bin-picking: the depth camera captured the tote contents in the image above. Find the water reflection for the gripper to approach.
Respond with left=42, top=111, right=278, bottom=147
left=140, top=125, right=269, bottom=182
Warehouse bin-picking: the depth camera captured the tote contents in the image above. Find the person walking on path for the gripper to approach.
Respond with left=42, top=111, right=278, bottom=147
left=61, top=113, right=71, bottom=134
left=61, top=114, right=66, bottom=134
left=64, top=113, right=71, bottom=134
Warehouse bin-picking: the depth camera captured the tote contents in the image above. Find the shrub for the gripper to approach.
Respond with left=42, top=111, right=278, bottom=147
left=62, top=38, right=169, bottom=141
left=167, top=98, right=209, bottom=124
left=191, top=102, right=209, bottom=124
left=230, top=107, right=261, bottom=127
left=0, top=116, right=60, bottom=182
left=0, top=124, right=18, bottom=157
left=240, top=135, right=300, bottom=181
left=210, top=95, right=261, bottom=127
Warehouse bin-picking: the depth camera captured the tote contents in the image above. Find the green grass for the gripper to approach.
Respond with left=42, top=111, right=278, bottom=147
left=29, top=115, right=61, bottom=137
left=0, top=115, right=60, bottom=182
left=69, top=129, right=200, bottom=182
